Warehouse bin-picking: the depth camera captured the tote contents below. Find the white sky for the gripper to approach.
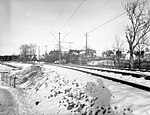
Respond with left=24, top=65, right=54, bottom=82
left=0, top=0, right=139, bottom=55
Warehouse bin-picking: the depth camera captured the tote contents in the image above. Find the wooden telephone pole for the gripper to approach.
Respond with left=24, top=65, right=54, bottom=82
left=45, top=45, right=47, bottom=54
left=58, top=32, right=61, bottom=64
left=50, top=31, right=73, bottom=64
left=38, top=46, right=40, bottom=61
left=85, top=33, right=88, bottom=59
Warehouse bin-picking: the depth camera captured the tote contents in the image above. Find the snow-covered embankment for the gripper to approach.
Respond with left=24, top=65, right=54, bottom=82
left=14, top=64, right=115, bottom=115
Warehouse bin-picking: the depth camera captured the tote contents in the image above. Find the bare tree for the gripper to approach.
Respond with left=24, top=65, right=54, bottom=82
left=19, top=44, right=30, bottom=62
left=113, top=35, right=124, bottom=51
left=124, top=0, right=150, bottom=68
left=113, top=35, right=124, bottom=67
left=135, top=35, right=149, bottom=68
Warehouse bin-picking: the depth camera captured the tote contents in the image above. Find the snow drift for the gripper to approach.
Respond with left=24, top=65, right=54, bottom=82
left=14, top=65, right=115, bottom=115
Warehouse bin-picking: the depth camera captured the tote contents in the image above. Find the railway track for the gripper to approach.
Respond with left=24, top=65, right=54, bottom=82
left=68, top=64, right=150, bottom=78
left=52, top=64, right=150, bottom=92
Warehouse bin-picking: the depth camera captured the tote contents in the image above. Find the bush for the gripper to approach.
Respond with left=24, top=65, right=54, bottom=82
left=59, top=59, right=66, bottom=64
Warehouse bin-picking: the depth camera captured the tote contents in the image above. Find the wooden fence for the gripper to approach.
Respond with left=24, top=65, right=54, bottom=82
left=93, top=59, right=150, bottom=70
left=0, top=71, right=17, bottom=88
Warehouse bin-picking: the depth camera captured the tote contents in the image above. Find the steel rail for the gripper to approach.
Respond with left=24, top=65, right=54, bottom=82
left=52, top=64, right=150, bottom=92
left=67, top=64, right=150, bottom=78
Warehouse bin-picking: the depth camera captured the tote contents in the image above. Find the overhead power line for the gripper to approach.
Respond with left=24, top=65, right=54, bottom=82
left=61, top=0, right=86, bottom=29
left=87, top=0, right=148, bottom=34
left=61, top=33, right=69, bottom=42
left=89, top=0, right=111, bottom=19
left=87, top=12, right=126, bottom=34
left=80, top=0, right=112, bottom=26
left=50, top=31, right=58, bottom=42
left=54, top=0, right=69, bottom=26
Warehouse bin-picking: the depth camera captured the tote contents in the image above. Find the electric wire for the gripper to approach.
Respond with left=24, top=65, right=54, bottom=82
left=50, top=31, right=58, bottom=42
left=80, top=0, right=112, bottom=26
left=61, top=0, right=86, bottom=29
left=87, top=12, right=126, bottom=34
left=53, top=0, right=69, bottom=26
left=61, top=33, right=69, bottom=42
left=87, top=0, right=148, bottom=34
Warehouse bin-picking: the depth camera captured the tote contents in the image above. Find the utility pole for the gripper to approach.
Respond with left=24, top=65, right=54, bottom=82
left=50, top=31, right=71, bottom=64
left=45, top=45, right=47, bottom=54
left=45, top=45, right=47, bottom=62
left=34, top=44, right=36, bottom=56
left=59, top=32, right=61, bottom=64
left=85, top=33, right=88, bottom=59
left=29, top=44, right=31, bottom=63
left=38, top=46, right=40, bottom=61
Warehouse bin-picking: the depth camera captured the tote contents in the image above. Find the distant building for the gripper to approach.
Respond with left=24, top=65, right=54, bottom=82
left=0, top=55, right=19, bottom=61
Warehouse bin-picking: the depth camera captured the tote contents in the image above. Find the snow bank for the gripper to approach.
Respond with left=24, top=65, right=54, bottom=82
left=2, top=62, right=32, bottom=69
left=0, top=86, right=23, bottom=115
left=15, top=65, right=115, bottom=115
left=0, top=64, right=14, bottom=72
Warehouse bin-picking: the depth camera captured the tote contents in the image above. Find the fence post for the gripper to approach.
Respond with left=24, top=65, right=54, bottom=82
left=6, top=75, right=8, bottom=84
left=2, top=73, right=4, bottom=81
left=0, top=73, right=1, bottom=82
left=6, top=72, right=10, bottom=85
left=14, top=75, right=16, bottom=88
left=10, top=76, right=11, bottom=86
left=1, top=73, right=4, bottom=81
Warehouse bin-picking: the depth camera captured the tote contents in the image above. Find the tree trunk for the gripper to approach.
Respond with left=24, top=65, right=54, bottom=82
left=130, top=49, right=134, bottom=69
left=23, top=55, right=25, bottom=63
left=138, top=55, right=141, bottom=70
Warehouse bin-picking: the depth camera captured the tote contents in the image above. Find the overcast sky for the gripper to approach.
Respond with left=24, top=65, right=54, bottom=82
left=0, top=0, right=135, bottom=55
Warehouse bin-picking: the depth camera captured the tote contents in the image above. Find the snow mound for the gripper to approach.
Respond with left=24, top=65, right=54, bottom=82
left=16, top=65, right=115, bottom=115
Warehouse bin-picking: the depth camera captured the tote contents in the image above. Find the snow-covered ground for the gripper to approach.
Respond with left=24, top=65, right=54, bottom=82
left=44, top=65, right=150, bottom=115
left=2, top=62, right=32, bottom=69
left=15, top=64, right=115, bottom=114
left=0, top=86, right=16, bottom=115
left=0, top=64, right=14, bottom=72
left=0, top=64, right=33, bottom=115
left=1, top=63, right=150, bottom=115
left=0, top=64, right=14, bottom=85
left=0, top=62, right=33, bottom=76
